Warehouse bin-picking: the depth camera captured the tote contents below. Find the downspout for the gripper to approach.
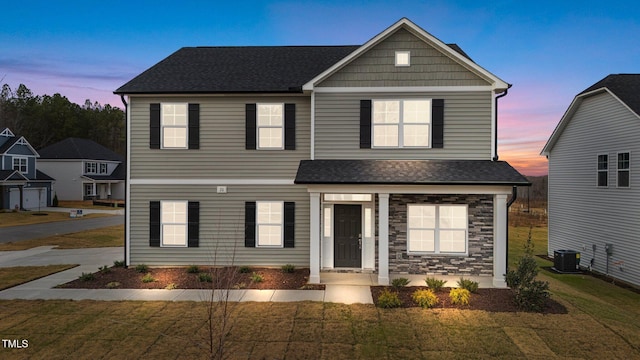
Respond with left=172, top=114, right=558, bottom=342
left=505, top=185, right=518, bottom=274
left=120, top=95, right=128, bottom=268
left=493, top=84, right=512, bottom=161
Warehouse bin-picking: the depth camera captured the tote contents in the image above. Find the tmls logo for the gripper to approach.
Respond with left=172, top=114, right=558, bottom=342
left=2, top=339, right=29, bottom=348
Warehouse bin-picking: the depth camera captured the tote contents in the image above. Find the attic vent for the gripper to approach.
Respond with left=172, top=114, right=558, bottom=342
left=395, top=51, right=410, bottom=67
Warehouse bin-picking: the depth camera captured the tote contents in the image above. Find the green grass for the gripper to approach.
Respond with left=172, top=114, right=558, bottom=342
left=0, top=225, right=124, bottom=250
left=0, top=265, right=78, bottom=290
left=0, top=211, right=109, bottom=228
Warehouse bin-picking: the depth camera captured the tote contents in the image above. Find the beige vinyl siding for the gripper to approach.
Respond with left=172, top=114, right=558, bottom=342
left=129, top=96, right=310, bottom=179
left=129, top=184, right=310, bottom=266
left=548, top=92, right=640, bottom=287
left=318, top=28, right=489, bottom=88
left=315, top=91, right=492, bottom=159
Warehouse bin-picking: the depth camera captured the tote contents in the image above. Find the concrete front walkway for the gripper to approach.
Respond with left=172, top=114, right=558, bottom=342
left=0, top=247, right=373, bottom=304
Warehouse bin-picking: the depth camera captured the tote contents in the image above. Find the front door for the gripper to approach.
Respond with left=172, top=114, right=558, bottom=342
left=334, top=204, right=362, bottom=267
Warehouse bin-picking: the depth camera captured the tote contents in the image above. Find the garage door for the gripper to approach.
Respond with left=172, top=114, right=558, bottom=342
left=9, top=189, right=20, bottom=210
left=23, top=188, right=47, bottom=210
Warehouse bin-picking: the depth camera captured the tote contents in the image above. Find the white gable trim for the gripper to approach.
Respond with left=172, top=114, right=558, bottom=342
left=541, top=87, right=640, bottom=155
left=0, top=128, right=15, bottom=137
left=303, top=18, right=509, bottom=92
left=313, top=86, right=494, bottom=93
left=2, top=136, right=40, bottom=157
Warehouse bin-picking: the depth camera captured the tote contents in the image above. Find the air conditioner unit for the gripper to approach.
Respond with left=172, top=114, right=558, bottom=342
left=553, top=250, right=580, bottom=273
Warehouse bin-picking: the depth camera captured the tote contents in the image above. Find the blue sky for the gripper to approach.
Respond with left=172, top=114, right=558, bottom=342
left=2, top=1, right=639, bottom=175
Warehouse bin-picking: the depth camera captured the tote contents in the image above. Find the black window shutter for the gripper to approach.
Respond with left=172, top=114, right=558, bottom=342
left=432, top=99, right=444, bottom=148
left=149, top=201, right=160, bottom=247
left=245, top=104, right=257, bottom=150
left=188, top=104, right=200, bottom=149
left=188, top=201, right=199, bottom=247
left=360, top=100, right=372, bottom=148
left=284, top=103, right=296, bottom=150
left=150, top=104, right=161, bottom=149
left=284, top=202, right=295, bottom=248
left=244, top=202, right=256, bottom=247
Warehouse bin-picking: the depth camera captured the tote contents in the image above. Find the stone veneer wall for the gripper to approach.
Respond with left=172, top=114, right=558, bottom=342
left=388, top=194, right=494, bottom=276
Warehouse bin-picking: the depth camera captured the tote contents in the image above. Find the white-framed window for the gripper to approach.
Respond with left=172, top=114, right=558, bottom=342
left=395, top=51, right=410, bottom=66
left=161, top=201, right=188, bottom=247
left=84, top=183, right=94, bottom=196
left=257, top=104, right=284, bottom=149
left=597, top=154, right=608, bottom=187
left=162, top=103, right=188, bottom=148
left=407, top=204, right=467, bottom=254
left=99, top=163, right=108, bottom=174
left=84, top=162, right=97, bottom=174
left=372, top=99, right=431, bottom=148
left=617, top=152, right=630, bottom=188
left=256, top=201, right=283, bottom=247
left=12, top=157, right=27, bottom=173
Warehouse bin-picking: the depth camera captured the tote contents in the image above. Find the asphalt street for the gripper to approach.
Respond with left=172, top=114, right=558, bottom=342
left=0, top=215, right=124, bottom=243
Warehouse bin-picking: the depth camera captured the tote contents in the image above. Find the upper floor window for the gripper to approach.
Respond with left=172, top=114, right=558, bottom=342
left=13, top=157, right=27, bottom=173
left=162, top=103, right=188, bottom=148
left=85, top=162, right=97, bottom=174
left=100, top=163, right=108, bottom=174
left=407, top=204, right=467, bottom=254
left=257, top=104, right=284, bottom=149
left=395, top=51, right=410, bottom=66
left=617, top=152, right=630, bottom=188
left=597, top=154, right=608, bottom=187
left=372, top=99, right=431, bottom=148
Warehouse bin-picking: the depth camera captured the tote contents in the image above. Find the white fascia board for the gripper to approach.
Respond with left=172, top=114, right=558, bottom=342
left=125, top=95, right=131, bottom=267
left=313, top=86, right=494, bottom=93
left=4, top=136, right=40, bottom=157
left=303, top=18, right=509, bottom=92
left=304, top=184, right=514, bottom=195
left=130, top=179, right=295, bottom=185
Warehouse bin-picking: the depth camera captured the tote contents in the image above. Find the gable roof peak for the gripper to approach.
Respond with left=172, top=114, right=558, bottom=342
left=580, top=74, right=640, bottom=116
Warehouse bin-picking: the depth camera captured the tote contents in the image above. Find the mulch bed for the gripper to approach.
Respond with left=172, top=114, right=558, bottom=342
left=58, top=266, right=325, bottom=290
left=370, top=286, right=567, bottom=313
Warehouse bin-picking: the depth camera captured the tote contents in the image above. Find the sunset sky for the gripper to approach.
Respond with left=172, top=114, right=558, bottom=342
left=2, top=1, right=638, bottom=176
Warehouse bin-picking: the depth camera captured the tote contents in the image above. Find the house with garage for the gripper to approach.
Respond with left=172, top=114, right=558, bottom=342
left=37, top=137, right=125, bottom=201
left=115, top=18, right=529, bottom=286
left=542, top=74, right=640, bottom=287
left=0, top=128, right=54, bottom=210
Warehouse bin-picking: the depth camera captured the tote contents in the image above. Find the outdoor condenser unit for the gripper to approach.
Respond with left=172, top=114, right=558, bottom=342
left=553, top=250, right=580, bottom=273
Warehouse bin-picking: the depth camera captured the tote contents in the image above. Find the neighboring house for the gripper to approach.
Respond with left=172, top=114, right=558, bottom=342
left=0, top=128, right=54, bottom=210
left=37, top=138, right=125, bottom=201
left=542, top=74, right=640, bottom=287
left=115, top=18, right=528, bottom=286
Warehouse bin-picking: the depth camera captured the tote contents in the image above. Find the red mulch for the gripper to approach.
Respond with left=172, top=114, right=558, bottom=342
left=370, top=286, right=567, bottom=313
left=58, top=266, right=325, bottom=290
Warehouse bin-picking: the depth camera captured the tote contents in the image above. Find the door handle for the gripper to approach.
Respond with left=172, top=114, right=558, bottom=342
left=358, top=233, right=362, bottom=249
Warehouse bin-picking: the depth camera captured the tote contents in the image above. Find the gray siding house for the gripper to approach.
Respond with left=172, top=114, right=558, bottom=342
left=115, top=18, right=528, bottom=286
left=542, top=74, right=640, bottom=287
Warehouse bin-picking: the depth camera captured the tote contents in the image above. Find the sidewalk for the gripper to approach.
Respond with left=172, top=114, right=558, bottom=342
left=41, top=206, right=124, bottom=215
left=0, top=247, right=373, bottom=304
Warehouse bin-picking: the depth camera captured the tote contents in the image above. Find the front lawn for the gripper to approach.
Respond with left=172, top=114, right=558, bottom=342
left=0, top=211, right=108, bottom=228
left=0, top=265, right=78, bottom=290
left=0, top=225, right=124, bottom=250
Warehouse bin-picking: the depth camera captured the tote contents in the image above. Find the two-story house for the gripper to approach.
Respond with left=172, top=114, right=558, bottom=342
left=542, top=74, right=640, bottom=287
left=115, top=18, right=528, bottom=287
left=0, top=128, right=54, bottom=210
left=37, top=138, right=125, bottom=201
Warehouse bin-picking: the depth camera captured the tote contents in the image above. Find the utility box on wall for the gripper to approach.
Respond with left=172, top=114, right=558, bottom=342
left=553, top=250, right=580, bottom=273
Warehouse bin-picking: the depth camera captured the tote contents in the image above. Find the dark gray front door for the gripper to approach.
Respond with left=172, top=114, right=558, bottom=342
left=334, top=204, right=362, bottom=267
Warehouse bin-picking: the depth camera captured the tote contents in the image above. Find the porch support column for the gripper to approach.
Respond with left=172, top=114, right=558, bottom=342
left=493, top=194, right=508, bottom=288
left=378, top=193, right=390, bottom=285
left=309, top=192, right=321, bottom=284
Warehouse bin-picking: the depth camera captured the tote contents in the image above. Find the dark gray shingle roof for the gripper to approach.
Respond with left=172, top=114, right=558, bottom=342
left=38, top=138, right=123, bottom=162
left=84, top=162, right=125, bottom=181
left=580, top=74, right=640, bottom=116
left=294, top=160, right=529, bottom=185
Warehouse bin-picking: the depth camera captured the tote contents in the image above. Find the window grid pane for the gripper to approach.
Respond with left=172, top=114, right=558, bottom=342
left=258, top=128, right=283, bottom=148
left=256, top=202, right=283, bottom=246
left=403, top=100, right=430, bottom=124
left=373, top=124, right=398, bottom=147
left=403, top=124, right=429, bottom=147
left=161, top=201, right=188, bottom=246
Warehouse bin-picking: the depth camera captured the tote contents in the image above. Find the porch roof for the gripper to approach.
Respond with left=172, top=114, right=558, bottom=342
left=294, top=160, right=530, bottom=185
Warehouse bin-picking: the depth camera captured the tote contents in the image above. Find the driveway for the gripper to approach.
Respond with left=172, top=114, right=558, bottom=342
left=0, top=215, right=124, bottom=243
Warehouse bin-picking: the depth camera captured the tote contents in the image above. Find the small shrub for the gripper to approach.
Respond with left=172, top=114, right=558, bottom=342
left=165, top=283, right=178, bottom=290
left=113, top=260, right=125, bottom=268
left=233, top=282, right=247, bottom=289
left=391, top=277, right=411, bottom=288
left=449, top=288, right=471, bottom=306
left=238, top=266, right=251, bottom=273
left=457, top=277, right=479, bottom=293
left=141, top=273, right=156, bottom=283
left=78, top=272, right=95, bottom=281
left=198, top=272, right=213, bottom=282
left=425, top=277, right=447, bottom=292
left=412, top=289, right=439, bottom=308
left=98, top=265, right=111, bottom=273
left=251, top=272, right=264, bottom=283
left=106, top=281, right=121, bottom=289
left=281, top=264, right=295, bottom=273
left=52, top=193, right=59, bottom=207
left=377, top=288, right=402, bottom=308
left=186, top=265, right=200, bottom=274
left=135, top=264, right=149, bottom=273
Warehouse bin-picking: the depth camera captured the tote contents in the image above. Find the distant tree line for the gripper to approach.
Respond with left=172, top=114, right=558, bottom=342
left=0, top=84, right=125, bottom=155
